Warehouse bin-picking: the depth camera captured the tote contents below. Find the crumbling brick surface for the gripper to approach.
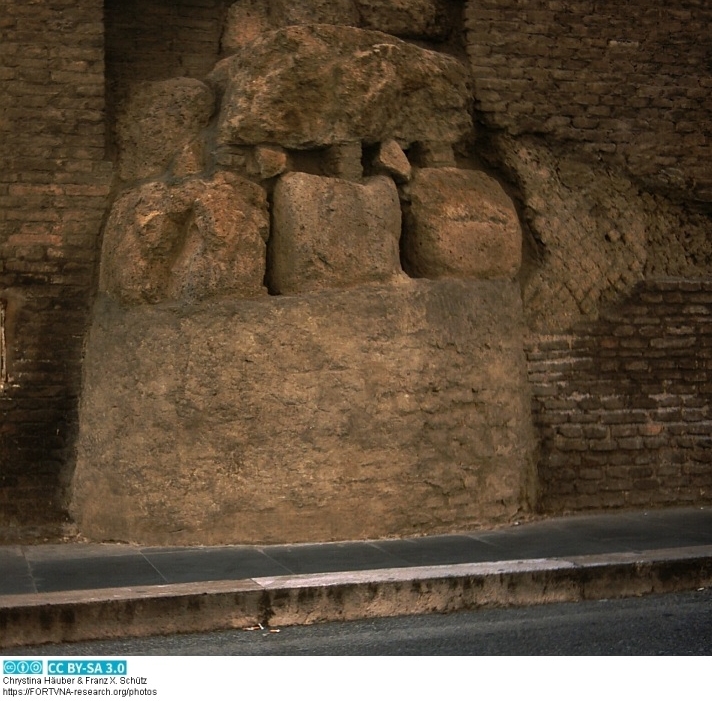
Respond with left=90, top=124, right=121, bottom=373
left=486, top=135, right=712, bottom=332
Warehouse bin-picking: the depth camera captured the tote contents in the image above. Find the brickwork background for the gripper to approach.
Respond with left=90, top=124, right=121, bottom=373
left=105, top=0, right=231, bottom=153
left=465, top=0, right=712, bottom=202
left=106, top=0, right=230, bottom=84
left=527, top=279, right=712, bottom=512
left=0, top=0, right=111, bottom=528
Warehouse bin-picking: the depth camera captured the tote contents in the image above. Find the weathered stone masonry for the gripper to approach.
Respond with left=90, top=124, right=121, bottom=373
left=0, top=0, right=111, bottom=528
left=104, top=0, right=231, bottom=153
left=72, top=14, right=538, bottom=545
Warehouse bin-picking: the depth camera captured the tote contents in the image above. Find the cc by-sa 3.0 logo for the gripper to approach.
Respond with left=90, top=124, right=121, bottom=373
left=3, top=660, right=44, bottom=674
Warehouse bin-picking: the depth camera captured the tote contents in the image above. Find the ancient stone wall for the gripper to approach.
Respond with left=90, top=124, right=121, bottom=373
left=527, top=279, right=712, bottom=512
left=3, top=0, right=711, bottom=538
left=103, top=0, right=464, bottom=155
left=0, top=0, right=111, bottom=531
left=75, top=281, right=535, bottom=545
left=465, top=0, right=712, bottom=203
left=71, top=6, right=539, bottom=544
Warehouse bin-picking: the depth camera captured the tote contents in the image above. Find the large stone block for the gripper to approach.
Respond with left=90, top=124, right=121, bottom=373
left=268, top=172, right=401, bottom=294
left=100, top=172, right=269, bottom=304
left=402, top=168, right=523, bottom=280
left=116, top=78, right=214, bottom=182
left=217, top=25, right=471, bottom=149
left=71, top=279, right=536, bottom=545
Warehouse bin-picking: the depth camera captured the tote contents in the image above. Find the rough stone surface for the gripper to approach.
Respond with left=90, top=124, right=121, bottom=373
left=356, top=0, right=451, bottom=41
left=116, top=78, right=215, bottom=182
left=269, top=172, right=402, bottom=294
left=221, top=0, right=272, bottom=54
left=410, top=141, right=456, bottom=167
left=171, top=138, right=205, bottom=178
left=100, top=172, right=269, bottom=304
left=247, top=145, right=289, bottom=179
left=217, top=24, right=471, bottom=149
left=372, top=139, right=412, bottom=183
left=402, top=168, right=522, bottom=280
left=221, top=0, right=361, bottom=55
left=205, top=57, right=232, bottom=98
left=324, top=142, right=364, bottom=181
left=71, top=279, right=536, bottom=545
left=221, top=0, right=451, bottom=51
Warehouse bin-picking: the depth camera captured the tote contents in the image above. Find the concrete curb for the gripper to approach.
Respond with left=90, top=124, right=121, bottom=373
left=2, top=546, right=712, bottom=648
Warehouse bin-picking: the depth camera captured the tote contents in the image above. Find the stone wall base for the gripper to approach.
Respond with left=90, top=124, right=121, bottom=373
left=71, top=279, right=536, bottom=545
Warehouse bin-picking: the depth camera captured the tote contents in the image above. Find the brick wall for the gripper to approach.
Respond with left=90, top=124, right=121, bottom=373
left=106, top=0, right=230, bottom=84
left=465, top=0, right=712, bottom=202
left=527, top=279, right=712, bottom=512
left=0, top=0, right=111, bottom=529
left=105, top=0, right=231, bottom=152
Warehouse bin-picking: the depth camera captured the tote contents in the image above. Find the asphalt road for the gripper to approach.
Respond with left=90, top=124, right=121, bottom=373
left=6, top=588, right=712, bottom=655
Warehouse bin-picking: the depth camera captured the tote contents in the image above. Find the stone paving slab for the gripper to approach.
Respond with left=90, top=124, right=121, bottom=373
left=1, top=507, right=711, bottom=597
left=1, top=507, right=712, bottom=647
left=2, top=545, right=712, bottom=649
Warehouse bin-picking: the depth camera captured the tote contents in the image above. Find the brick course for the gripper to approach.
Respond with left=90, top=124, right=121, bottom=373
left=0, top=0, right=111, bottom=527
left=465, top=0, right=712, bottom=202
left=527, top=279, right=712, bottom=512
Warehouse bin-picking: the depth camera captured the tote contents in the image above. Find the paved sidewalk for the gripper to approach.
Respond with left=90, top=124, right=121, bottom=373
left=2, top=506, right=712, bottom=648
